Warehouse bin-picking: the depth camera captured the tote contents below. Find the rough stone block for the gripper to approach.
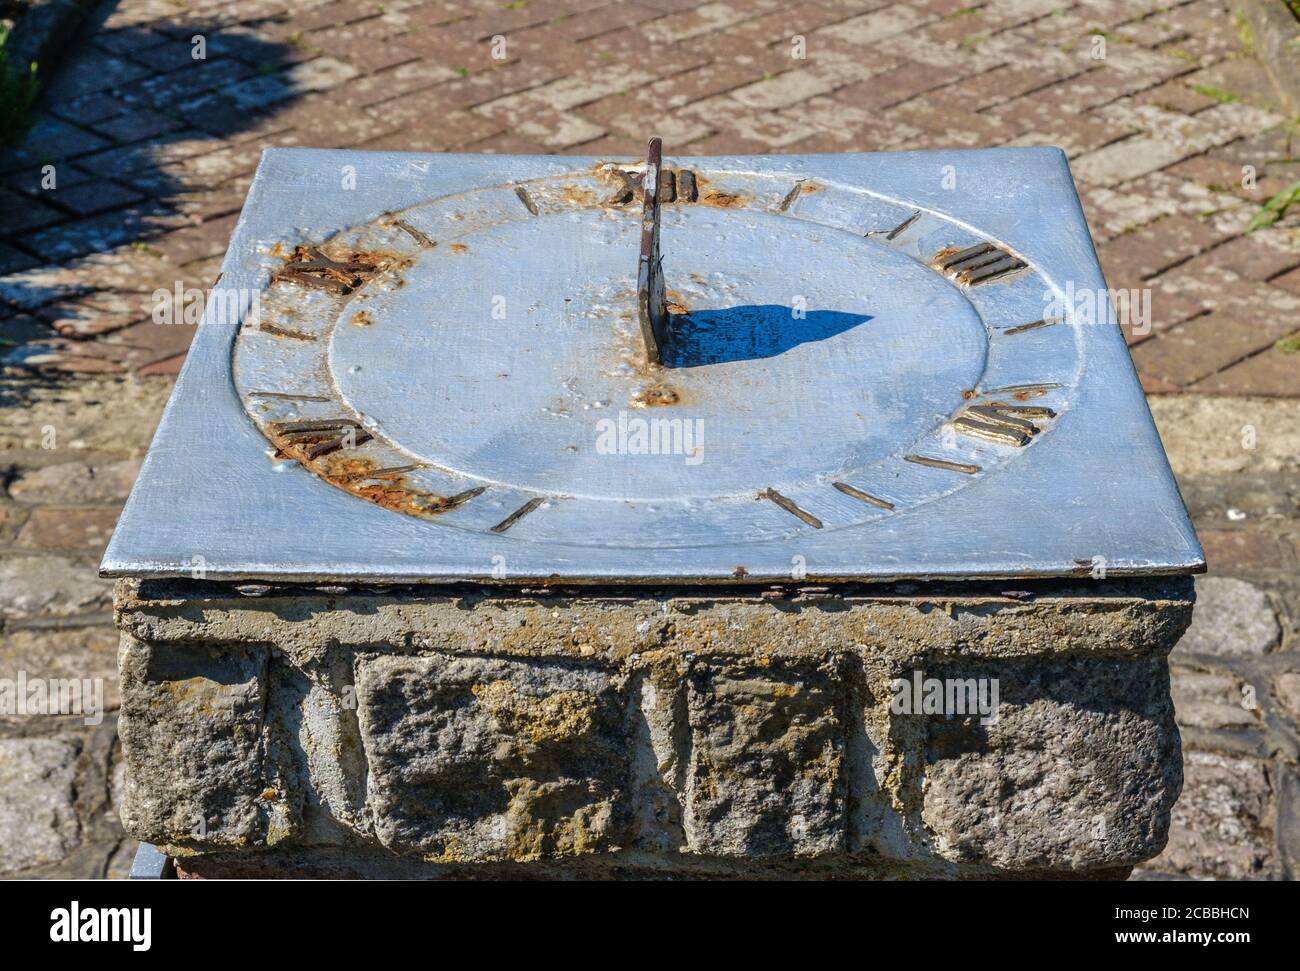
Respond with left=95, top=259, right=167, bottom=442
left=355, top=653, right=629, bottom=861
left=920, top=656, right=1182, bottom=870
left=113, top=577, right=1195, bottom=877
left=682, top=661, right=847, bottom=857
left=118, top=635, right=288, bottom=848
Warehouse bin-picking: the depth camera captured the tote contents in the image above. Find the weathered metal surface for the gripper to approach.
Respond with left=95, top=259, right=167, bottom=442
left=101, top=147, right=1204, bottom=583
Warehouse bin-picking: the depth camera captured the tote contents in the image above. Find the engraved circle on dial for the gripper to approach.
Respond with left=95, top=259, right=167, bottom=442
left=233, top=168, right=1081, bottom=547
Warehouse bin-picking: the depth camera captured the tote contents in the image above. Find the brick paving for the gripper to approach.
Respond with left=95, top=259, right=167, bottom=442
left=1, top=0, right=1298, bottom=878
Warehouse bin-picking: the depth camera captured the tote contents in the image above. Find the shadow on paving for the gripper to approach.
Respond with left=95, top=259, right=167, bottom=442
left=0, top=2, right=306, bottom=410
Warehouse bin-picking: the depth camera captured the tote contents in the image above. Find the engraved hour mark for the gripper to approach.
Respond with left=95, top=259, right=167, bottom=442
left=435, top=486, right=487, bottom=511
left=965, top=405, right=1039, bottom=434
left=273, top=246, right=379, bottom=294
left=677, top=169, right=698, bottom=202
left=248, top=390, right=331, bottom=401
left=905, top=455, right=980, bottom=475
left=884, top=210, right=921, bottom=240
left=259, top=322, right=316, bottom=341
left=270, top=417, right=372, bottom=459
left=491, top=497, right=545, bottom=533
left=658, top=168, right=677, bottom=203
left=832, top=482, right=894, bottom=510
left=934, top=242, right=1027, bottom=285
left=390, top=218, right=436, bottom=248
left=950, top=401, right=1053, bottom=448
left=950, top=415, right=1030, bottom=447
left=778, top=181, right=806, bottom=212
left=759, top=488, right=823, bottom=529
left=977, top=382, right=1062, bottom=398
left=1002, top=317, right=1060, bottom=336
left=981, top=401, right=1057, bottom=418
left=271, top=418, right=362, bottom=434
left=603, top=166, right=698, bottom=207
left=514, top=185, right=539, bottom=215
left=333, top=463, right=425, bottom=481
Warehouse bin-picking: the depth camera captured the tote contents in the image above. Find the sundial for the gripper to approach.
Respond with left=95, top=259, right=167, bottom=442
left=102, top=142, right=1203, bottom=583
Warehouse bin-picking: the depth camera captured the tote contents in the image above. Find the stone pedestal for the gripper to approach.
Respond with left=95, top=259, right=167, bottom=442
left=115, top=575, right=1192, bottom=879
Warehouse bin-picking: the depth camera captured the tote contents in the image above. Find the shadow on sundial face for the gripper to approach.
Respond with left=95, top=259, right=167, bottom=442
left=665, top=306, right=874, bottom=368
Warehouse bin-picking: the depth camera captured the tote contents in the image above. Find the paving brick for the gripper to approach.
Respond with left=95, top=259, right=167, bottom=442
left=334, top=59, right=461, bottom=109
left=357, top=109, right=506, bottom=152
left=634, top=56, right=780, bottom=108
left=9, top=459, right=142, bottom=505
left=1193, top=344, right=1300, bottom=397
left=994, top=103, right=1132, bottom=159
left=832, top=58, right=961, bottom=111
left=1131, top=312, right=1297, bottom=387
left=1197, top=529, right=1298, bottom=574
left=0, top=191, right=65, bottom=235
left=93, top=27, right=171, bottom=57
left=726, top=1, right=859, bottom=47
left=44, top=179, right=149, bottom=220
left=580, top=91, right=715, bottom=145
left=136, top=352, right=188, bottom=376
left=91, top=109, right=186, bottom=144
left=282, top=0, right=387, bottom=34
left=40, top=48, right=155, bottom=102
left=820, top=4, right=929, bottom=48
left=463, top=131, right=552, bottom=155
left=125, top=37, right=214, bottom=73
left=1097, top=215, right=1221, bottom=282
left=1073, top=134, right=1191, bottom=187
left=952, top=60, right=1086, bottom=111
left=1189, top=235, right=1300, bottom=283
left=412, top=60, right=565, bottom=112
left=148, top=213, right=242, bottom=266
left=729, top=64, right=854, bottom=111
left=890, top=100, right=1028, bottom=148
left=1185, top=53, right=1286, bottom=112
left=1270, top=266, right=1300, bottom=298
left=783, top=94, right=922, bottom=150
left=17, top=507, right=121, bottom=552
left=561, top=133, right=642, bottom=157
left=643, top=1, right=772, bottom=45
left=477, top=63, right=663, bottom=118
left=312, top=29, right=423, bottom=73
left=503, top=2, right=666, bottom=58
left=0, top=120, right=114, bottom=176
left=46, top=92, right=133, bottom=128
left=1132, top=78, right=1219, bottom=114
left=0, top=244, right=39, bottom=275
left=1165, top=155, right=1280, bottom=200
left=678, top=93, right=819, bottom=148
left=34, top=292, right=148, bottom=338
left=23, top=201, right=180, bottom=263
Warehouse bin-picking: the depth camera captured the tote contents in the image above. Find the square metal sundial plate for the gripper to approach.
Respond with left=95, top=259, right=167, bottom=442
left=102, top=146, right=1204, bottom=584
